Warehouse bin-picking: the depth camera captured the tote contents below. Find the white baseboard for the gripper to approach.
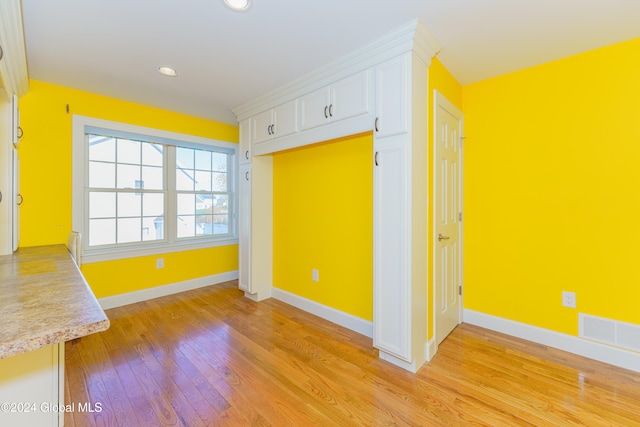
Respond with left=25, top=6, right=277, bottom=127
left=98, top=270, right=239, bottom=310
left=271, top=287, right=373, bottom=338
left=464, top=309, right=640, bottom=373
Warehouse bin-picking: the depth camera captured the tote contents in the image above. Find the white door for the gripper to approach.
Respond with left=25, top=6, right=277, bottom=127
left=434, top=91, right=463, bottom=345
left=373, top=136, right=410, bottom=361
left=238, top=164, right=251, bottom=292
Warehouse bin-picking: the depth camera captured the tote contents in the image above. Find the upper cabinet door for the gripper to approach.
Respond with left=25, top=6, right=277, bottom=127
left=239, top=119, right=251, bottom=164
left=330, top=71, right=370, bottom=123
left=375, top=55, right=409, bottom=138
left=300, top=71, right=370, bottom=132
left=300, top=87, right=331, bottom=131
left=273, top=99, right=298, bottom=138
left=252, top=109, right=274, bottom=144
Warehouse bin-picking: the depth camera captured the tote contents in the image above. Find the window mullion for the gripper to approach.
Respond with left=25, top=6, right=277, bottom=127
left=166, top=146, right=177, bottom=244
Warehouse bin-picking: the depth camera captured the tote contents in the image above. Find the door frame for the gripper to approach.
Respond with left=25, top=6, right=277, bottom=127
left=432, top=90, right=464, bottom=353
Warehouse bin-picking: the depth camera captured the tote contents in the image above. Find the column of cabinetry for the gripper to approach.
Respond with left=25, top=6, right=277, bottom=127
left=238, top=118, right=272, bottom=300
left=373, top=52, right=430, bottom=372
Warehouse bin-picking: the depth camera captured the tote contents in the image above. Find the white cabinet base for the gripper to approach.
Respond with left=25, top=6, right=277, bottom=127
left=0, top=343, right=64, bottom=427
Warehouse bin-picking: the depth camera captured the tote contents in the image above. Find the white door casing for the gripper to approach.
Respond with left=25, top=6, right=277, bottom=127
left=434, top=90, right=463, bottom=346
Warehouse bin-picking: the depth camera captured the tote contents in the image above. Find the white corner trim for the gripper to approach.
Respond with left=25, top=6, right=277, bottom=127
left=98, top=270, right=238, bottom=310
left=464, top=309, right=640, bottom=373
left=425, top=338, right=437, bottom=362
left=271, top=288, right=373, bottom=338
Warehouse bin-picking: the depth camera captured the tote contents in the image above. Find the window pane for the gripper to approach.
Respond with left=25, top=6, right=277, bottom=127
left=89, top=218, right=116, bottom=246
left=89, top=192, right=116, bottom=218
left=213, top=194, right=228, bottom=214
left=117, top=139, right=141, bottom=164
left=212, top=173, right=227, bottom=192
left=89, top=162, right=115, bottom=188
left=212, top=152, right=227, bottom=172
left=176, top=147, right=194, bottom=169
left=143, top=193, right=164, bottom=217
left=195, top=150, right=211, bottom=170
left=118, top=218, right=141, bottom=243
left=177, top=193, right=195, bottom=215
left=118, top=192, right=142, bottom=217
left=177, top=215, right=195, bottom=238
left=142, top=142, right=163, bottom=166
left=117, top=164, right=140, bottom=189
left=142, top=166, right=163, bottom=190
left=213, top=215, right=229, bottom=234
left=195, top=171, right=211, bottom=191
left=176, top=168, right=194, bottom=191
left=89, top=136, right=115, bottom=162
left=196, top=215, right=213, bottom=235
left=142, top=216, right=163, bottom=241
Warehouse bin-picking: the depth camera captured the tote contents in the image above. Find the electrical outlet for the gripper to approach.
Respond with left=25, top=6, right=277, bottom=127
left=312, top=269, right=319, bottom=282
left=562, top=291, right=576, bottom=308
left=156, top=258, right=164, bottom=269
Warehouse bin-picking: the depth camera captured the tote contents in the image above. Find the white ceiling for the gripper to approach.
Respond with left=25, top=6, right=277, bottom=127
left=21, top=0, right=640, bottom=125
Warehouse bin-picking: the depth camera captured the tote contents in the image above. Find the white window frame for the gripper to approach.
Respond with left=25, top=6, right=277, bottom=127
left=72, top=115, right=238, bottom=263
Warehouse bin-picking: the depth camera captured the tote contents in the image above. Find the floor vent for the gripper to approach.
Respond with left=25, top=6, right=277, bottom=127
left=579, top=313, right=640, bottom=353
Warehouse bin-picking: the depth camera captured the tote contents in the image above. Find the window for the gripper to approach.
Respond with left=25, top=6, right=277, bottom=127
left=73, top=116, right=237, bottom=263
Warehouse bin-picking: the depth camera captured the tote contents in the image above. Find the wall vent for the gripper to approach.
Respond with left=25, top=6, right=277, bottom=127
left=579, top=313, right=640, bottom=353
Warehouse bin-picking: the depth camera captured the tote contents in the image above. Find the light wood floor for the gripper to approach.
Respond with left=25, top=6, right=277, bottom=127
left=65, top=281, right=640, bottom=426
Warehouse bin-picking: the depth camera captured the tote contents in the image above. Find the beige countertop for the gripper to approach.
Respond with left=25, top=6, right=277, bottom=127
left=0, top=245, right=109, bottom=359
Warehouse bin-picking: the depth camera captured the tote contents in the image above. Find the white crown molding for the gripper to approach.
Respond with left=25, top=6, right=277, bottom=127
left=231, top=19, right=440, bottom=122
left=0, top=0, right=30, bottom=97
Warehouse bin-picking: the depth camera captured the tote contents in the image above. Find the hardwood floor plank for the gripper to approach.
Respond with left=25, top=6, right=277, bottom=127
left=65, top=281, right=640, bottom=426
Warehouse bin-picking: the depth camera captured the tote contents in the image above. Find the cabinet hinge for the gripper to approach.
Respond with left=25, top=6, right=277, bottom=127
left=459, top=136, right=466, bottom=148
left=459, top=285, right=462, bottom=296
left=459, top=212, right=462, bottom=222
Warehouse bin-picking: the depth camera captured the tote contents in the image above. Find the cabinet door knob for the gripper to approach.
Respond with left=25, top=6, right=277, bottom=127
left=245, top=150, right=249, bottom=159
left=17, top=194, right=23, bottom=206
left=245, top=171, right=250, bottom=181
left=375, top=117, right=379, bottom=132
left=374, top=151, right=379, bottom=166
left=438, top=233, right=450, bottom=241
left=329, top=104, right=333, bottom=117
left=324, top=106, right=328, bottom=118
left=271, top=124, right=276, bottom=135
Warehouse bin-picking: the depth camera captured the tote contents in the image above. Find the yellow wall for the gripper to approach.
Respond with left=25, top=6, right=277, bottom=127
left=427, top=57, right=463, bottom=338
left=273, top=133, right=373, bottom=321
left=463, top=37, right=640, bottom=334
left=19, top=80, right=238, bottom=298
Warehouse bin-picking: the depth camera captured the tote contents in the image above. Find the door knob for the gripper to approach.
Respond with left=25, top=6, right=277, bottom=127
left=438, top=233, right=450, bottom=241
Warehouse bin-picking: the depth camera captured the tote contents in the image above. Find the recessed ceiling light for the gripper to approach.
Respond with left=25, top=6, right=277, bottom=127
left=223, top=0, right=251, bottom=12
left=158, top=66, right=178, bottom=77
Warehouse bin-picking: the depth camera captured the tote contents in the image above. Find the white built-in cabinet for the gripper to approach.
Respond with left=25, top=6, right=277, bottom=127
left=239, top=119, right=251, bottom=164
left=238, top=162, right=251, bottom=292
left=300, top=71, right=370, bottom=131
left=372, top=53, right=429, bottom=369
left=0, top=344, right=64, bottom=427
left=233, top=20, right=440, bottom=371
left=252, top=99, right=298, bottom=144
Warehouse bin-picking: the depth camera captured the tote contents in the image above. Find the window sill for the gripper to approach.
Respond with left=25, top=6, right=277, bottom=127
left=82, top=238, right=239, bottom=264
